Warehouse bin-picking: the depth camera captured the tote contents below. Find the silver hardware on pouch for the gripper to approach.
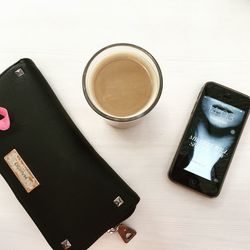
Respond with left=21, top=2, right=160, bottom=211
left=113, top=196, right=124, bottom=207
left=107, top=224, right=137, bottom=243
left=61, top=239, right=72, bottom=249
left=15, top=68, right=25, bottom=77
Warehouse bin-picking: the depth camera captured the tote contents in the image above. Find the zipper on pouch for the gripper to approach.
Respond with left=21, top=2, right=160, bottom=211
left=107, top=224, right=136, bottom=243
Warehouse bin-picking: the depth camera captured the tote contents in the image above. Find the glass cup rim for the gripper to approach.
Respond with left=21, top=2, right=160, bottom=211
left=82, top=43, right=163, bottom=122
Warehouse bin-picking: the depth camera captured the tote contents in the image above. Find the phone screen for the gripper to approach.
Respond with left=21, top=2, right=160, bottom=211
left=182, top=95, right=245, bottom=182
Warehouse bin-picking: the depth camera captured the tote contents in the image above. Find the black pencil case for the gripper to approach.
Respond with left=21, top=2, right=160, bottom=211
left=0, top=59, right=140, bottom=250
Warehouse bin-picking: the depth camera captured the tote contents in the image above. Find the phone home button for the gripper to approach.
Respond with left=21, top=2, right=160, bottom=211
left=189, top=178, right=198, bottom=187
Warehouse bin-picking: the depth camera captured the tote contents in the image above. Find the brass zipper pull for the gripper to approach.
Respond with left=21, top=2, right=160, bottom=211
left=107, top=224, right=137, bottom=243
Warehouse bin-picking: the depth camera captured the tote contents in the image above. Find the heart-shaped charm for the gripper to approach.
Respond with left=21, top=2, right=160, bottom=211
left=0, top=107, right=10, bottom=131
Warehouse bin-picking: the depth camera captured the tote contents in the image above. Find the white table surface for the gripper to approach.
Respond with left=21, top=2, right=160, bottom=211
left=0, top=1, right=250, bottom=250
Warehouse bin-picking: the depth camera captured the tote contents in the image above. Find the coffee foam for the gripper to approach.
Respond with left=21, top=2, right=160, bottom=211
left=85, top=45, right=161, bottom=119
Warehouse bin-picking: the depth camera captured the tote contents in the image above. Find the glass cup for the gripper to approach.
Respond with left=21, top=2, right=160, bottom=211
left=82, top=43, right=163, bottom=128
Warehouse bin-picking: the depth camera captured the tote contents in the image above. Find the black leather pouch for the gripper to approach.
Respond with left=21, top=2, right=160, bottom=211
left=0, top=59, right=140, bottom=250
